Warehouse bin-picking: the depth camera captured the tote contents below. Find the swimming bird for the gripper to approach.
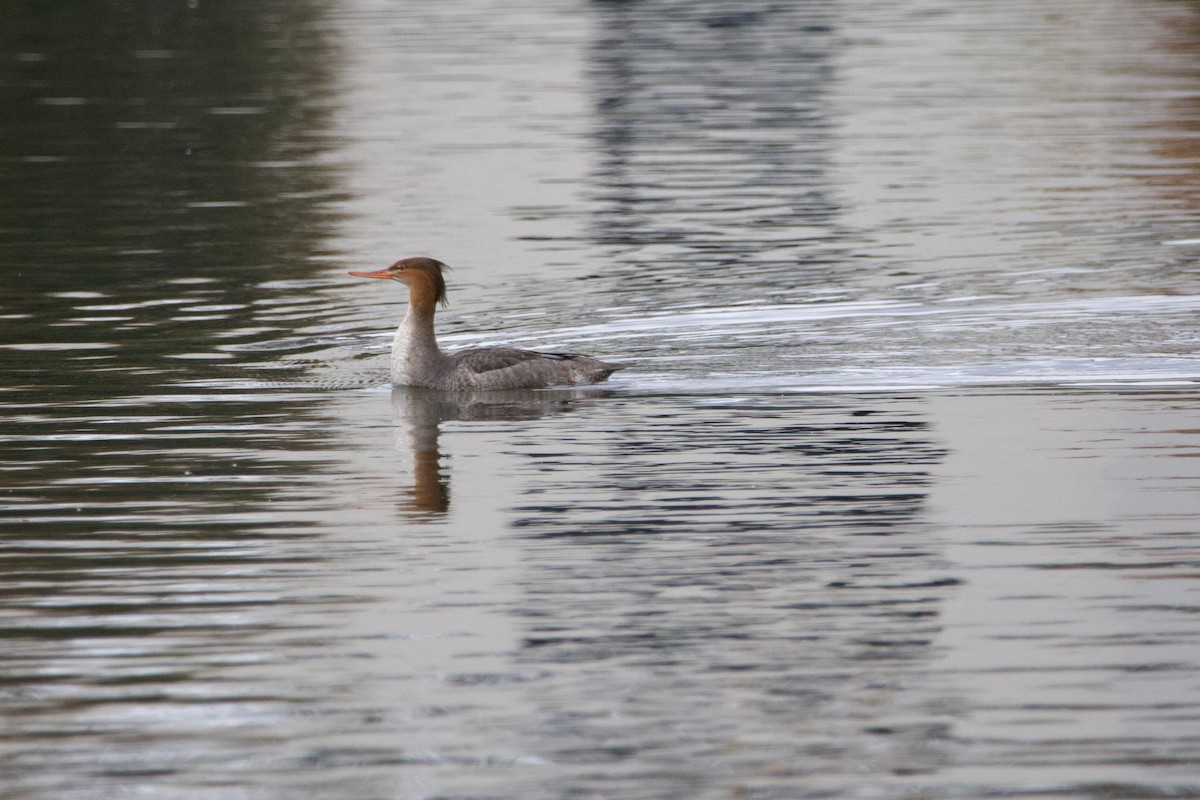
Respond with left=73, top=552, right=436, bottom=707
left=349, top=257, right=623, bottom=390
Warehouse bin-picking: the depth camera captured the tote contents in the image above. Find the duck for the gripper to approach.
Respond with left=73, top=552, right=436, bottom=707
left=350, top=257, right=623, bottom=390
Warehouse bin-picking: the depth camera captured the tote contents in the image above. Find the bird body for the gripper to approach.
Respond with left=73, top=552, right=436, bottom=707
left=351, top=258, right=622, bottom=391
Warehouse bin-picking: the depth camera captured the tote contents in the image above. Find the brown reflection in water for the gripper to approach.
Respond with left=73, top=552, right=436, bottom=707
left=389, top=387, right=617, bottom=519
left=1144, top=4, right=1200, bottom=210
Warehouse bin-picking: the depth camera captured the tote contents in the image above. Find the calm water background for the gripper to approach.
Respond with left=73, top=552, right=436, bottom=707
left=2, top=1, right=1200, bottom=798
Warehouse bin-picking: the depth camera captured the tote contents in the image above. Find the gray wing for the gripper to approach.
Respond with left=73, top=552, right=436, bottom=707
left=446, top=347, right=622, bottom=390
left=451, top=347, right=581, bottom=376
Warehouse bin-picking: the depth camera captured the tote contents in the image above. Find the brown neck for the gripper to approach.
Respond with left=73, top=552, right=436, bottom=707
left=404, top=273, right=441, bottom=316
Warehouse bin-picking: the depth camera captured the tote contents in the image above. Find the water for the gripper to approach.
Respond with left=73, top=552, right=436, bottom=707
left=2, top=0, right=1200, bottom=798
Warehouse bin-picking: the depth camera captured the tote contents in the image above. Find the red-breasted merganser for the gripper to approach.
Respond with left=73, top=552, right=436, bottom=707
left=350, top=257, right=623, bottom=390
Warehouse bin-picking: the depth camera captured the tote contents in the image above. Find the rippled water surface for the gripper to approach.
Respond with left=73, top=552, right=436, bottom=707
left=3, top=1, right=1200, bottom=798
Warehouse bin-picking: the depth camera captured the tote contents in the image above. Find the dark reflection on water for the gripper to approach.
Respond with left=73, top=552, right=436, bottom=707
left=588, top=0, right=845, bottom=307
left=506, top=394, right=954, bottom=798
left=0, top=0, right=350, bottom=586
left=0, top=0, right=344, bottom=395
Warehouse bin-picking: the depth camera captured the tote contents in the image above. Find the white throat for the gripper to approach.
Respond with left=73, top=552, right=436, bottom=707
left=391, top=306, right=440, bottom=385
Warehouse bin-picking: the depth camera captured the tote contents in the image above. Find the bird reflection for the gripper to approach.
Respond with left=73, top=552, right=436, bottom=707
left=389, top=386, right=614, bottom=518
